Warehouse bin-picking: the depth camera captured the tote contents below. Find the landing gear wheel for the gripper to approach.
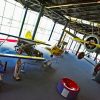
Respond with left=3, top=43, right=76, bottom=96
left=77, top=52, right=85, bottom=59
left=42, top=61, right=52, bottom=70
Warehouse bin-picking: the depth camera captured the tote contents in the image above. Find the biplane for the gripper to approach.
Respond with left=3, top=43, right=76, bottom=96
left=45, top=41, right=68, bottom=57
left=45, top=30, right=68, bottom=57
left=0, top=31, right=51, bottom=81
left=63, top=29, right=100, bottom=59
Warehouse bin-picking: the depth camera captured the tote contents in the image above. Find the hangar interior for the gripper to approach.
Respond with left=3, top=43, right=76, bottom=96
left=0, top=0, right=100, bottom=100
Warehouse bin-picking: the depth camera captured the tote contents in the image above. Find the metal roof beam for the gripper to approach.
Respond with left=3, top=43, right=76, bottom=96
left=46, top=2, right=100, bottom=9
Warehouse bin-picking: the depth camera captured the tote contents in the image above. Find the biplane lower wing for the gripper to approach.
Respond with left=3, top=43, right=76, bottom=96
left=0, top=53, right=45, bottom=61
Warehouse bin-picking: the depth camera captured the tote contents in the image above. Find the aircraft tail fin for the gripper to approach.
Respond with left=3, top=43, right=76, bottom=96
left=25, top=31, right=32, bottom=40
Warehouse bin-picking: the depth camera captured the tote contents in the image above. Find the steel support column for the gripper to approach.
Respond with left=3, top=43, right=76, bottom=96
left=75, top=35, right=85, bottom=55
left=75, top=44, right=81, bottom=55
left=48, top=21, right=56, bottom=41
left=58, top=22, right=68, bottom=46
left=94, top=53, right=99, bottom=61
left=19, top=7, right=28, bottom=37
left=68, top=29, right=77, bottom=50
left=32, top=6, right=44, bottom=40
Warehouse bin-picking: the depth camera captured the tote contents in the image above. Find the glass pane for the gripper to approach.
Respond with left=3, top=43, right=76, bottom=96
left=76, top=33, right=84, bottom=39
left=13, top=6, right=24, bottom=21
left=0, top=25, right=1, bottom=30
left=27, top=11, right=39, bottom=25
left=25, top=24, right=33, bottom=31
left=0, top=25, right=10, bottom=33
left=9, top=27, right=19, bottom=36
left=4, top=2, right=15, bottom=18
left=21, top=29, right=27, bottom=37
left=79, top=45, right=85, bottom=52
left=24, top=11, right=30, bottom=24
left=16, top=2, right=23, bottom=8
left=51, top=32, right=61, bottom=41
left=67, top=39, right=72, bottom=49
left=73, top=43, right=80, bottom=52
left=65, top=36, right=70, bottom=42
left=53, top=23, right=64, bottom=33
left=97, top=55, right=100, bottom=63
left=0, top=17, right=2, bottom=23
left=39, top=16, right=54, bottom=30
left=11, top=20, right=21, bottom=28
left=36, top=32, right=50, bottom=41
left=31, top=11, right=39, bottom=25
left=7, top=0, right=16, bottom=4
left=0, top=0, right=6, bottom=16
left=91, top=52, right=96, bottom=58
left=37, top=28, right=47, bottom=35
left=2, top=18, right=11, bottom=26
left=70, top=41, right=77, bottom=50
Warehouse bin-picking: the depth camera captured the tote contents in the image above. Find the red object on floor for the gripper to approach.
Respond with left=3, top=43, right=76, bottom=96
left=61, top=78, right=80, bottom=92
left=57, top=78, right=80, bottom=100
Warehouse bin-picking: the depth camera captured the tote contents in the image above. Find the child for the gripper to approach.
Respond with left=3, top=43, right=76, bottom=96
left=13, top=59, right=22, bottom=81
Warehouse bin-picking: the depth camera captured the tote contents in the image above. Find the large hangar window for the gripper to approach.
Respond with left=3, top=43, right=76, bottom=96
left=50, top=23, right=64, bottom=44
left=0, top=0, right=64, bottom=44
left=0, top=0, right=24, bottom=36
left=20, top=10, right=39, bottom=38
left=35, top=16, right=54, bottom=42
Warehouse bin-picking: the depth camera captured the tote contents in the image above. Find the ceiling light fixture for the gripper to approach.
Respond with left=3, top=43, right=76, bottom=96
left=64, top=15, right=100, bottom=27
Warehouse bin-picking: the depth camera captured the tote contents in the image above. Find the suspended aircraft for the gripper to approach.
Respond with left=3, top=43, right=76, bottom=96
left=2, top=31, right=55, bottom=69
left=0, top=31, right=53, bottom=66
left=0, top=31, right=52, bottom=80
left=45, top=41, right=68, bottom=57
left=63, top=29, right=100, bottom=59
left=0, top=31, right=50, bottom=57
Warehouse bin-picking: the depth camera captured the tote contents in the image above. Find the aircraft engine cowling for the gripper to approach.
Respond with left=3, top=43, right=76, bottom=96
left=84, top=35, right=100, bottom=53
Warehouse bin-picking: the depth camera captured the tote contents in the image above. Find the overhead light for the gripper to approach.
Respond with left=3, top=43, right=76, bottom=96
left=64, top=15, right=100, bottom=27
left=46, top=2, right=100, bottom=9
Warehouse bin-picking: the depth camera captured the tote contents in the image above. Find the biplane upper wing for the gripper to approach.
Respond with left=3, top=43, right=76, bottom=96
left=63, top=29, right=84, bottom=44
left=0, top=32, right=51, bottom=46
left=0, top=53, right=45, bottom=61
left=63, top=29, right=78, bottom=38
left=19, top=39, right=51, bottom=46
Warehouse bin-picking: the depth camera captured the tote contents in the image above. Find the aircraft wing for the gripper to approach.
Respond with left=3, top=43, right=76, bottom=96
left=72, top=38, right=85, bottom=44
left=19, top=39, right=51, bottom=46
left=0, top=53, right=45, bottom=61
left=63, top=29, right=78, bottom=38
left=63, top=29, right=84, bottom=44
left=0, top=32, right=51, bottom=46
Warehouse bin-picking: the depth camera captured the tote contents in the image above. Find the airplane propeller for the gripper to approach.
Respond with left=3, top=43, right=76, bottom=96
left=72, top=38, right=100, bottom=48
left=63, top=29, right=100, bottom=53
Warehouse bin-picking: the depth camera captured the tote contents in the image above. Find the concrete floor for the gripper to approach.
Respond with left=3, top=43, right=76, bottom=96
left=0, top=47, right=100, bottom=100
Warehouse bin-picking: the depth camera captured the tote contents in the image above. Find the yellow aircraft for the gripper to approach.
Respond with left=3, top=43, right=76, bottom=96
left=45, top=30, right=68, bottom=57
left=45, top=41, right=68, bottom=57
left=63, top=29, right=100, bottom=53
left=63, top=29, right=100, bottom=59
